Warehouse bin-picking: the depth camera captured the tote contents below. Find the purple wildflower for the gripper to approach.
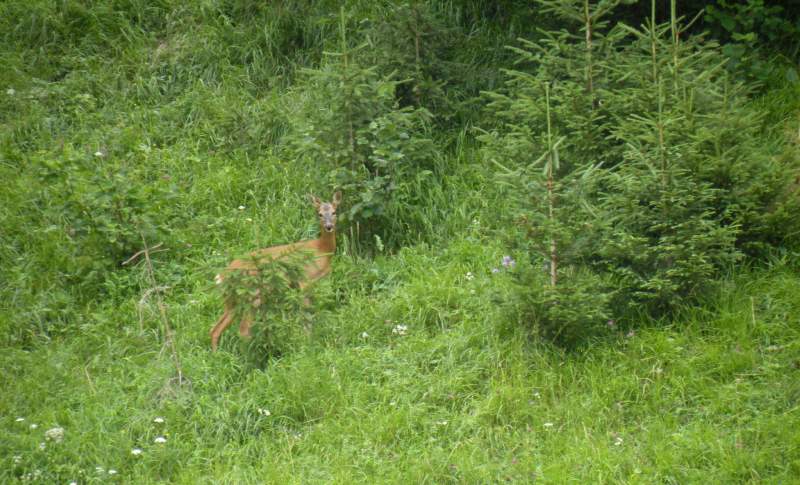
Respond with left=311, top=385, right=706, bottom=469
left=607, top=319, right=616, bottom=328
left=491, top=268, right=500, bottom=274
left=501, top=256, right=516, bottom=268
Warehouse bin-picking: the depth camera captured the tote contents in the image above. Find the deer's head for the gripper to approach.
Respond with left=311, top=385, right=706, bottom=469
left=310, top=191, right=342, bottom=233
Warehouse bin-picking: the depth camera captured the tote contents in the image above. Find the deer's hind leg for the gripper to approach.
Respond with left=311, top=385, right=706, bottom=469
left=238, top=292, right=261, bottom=338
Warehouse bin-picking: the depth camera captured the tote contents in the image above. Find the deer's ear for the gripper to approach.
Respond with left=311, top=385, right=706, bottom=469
left=332, top=191, right=342, bottom=207
left=308, top=194, right=321, bottom=209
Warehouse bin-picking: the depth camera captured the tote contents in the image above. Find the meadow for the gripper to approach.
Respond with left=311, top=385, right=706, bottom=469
left=1, top=1, right=799, bottom=483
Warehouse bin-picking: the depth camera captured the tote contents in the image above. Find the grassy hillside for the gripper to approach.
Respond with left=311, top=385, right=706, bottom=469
left=2, top=256, right=799, bottom=483
left=1, top=1, right=799, bottom=483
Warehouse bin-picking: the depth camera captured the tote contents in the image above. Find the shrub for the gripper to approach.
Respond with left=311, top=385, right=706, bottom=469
left=6, top=146, right=179, bottom=311
left=218, top=249, right=315, bottom=359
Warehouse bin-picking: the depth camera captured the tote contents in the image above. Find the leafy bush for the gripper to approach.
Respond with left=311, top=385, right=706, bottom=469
left=218, top=249, right=315, bottom=359
left=703, top=0, right=800, bottom=84
left=8, top=147, right=178, bottom=302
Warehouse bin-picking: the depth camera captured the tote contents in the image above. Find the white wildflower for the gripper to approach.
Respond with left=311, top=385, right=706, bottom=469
left=360, top=332, right=369, bottom=339
left=16, top=417, right=25, bottom=422
left=96, top=466, right=105, bottom=474
left=436, top=420, right=448, bottom=426
left=245, top=217, right=253, bottom=222
left=614, top=436, right=624, bottom=446
left=153, top=417, right=165, bottom=424
left=69, top=482, right=78, bottom=485
left=257, top=408, right=271, bottom=416
left=13, top=455, right=21, bottom=464
left=131, top=448, right=143, bottom=456
left=108, top=469, right=117, bottom=475
left=94, top=151, right=104, bottom=157
left=6, top=88, right=15, bottom=96
left=543, top=422, right=554, bottom=428
left=45, top=427, right=64, bottom=442
left=392, top=324, right=408, bottom=336
left=38, top=442, right=46, bottom=450
left=154, top=436, right=167, bottom=444
left=29, top=424, right=38, bottom=430
left=238, top=205, right=245, bottom=210
left=465, top=272, right=474, bottom=281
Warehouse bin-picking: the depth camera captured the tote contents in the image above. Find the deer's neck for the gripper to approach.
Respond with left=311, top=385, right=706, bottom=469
left=317, top=228, right=336, bottom=254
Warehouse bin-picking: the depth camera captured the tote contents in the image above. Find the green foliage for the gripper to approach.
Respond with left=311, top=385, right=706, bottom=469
left=481, top=0, right=798, bottom=334
left=704, top=0, right=800, bottom=84
left=602, top=9, right=800, bottom=258
left=367, top=2, right=457, bottom=118
left=284, top=10, right=436, bottom=251
left=33, top=147, right=178, bottom=286
left=219, top=250, right=315, bottom=359
left=480, top=1, right=621, bottom=341
left=599, top=166, right=739, bottom=311
left=509, top=263, right=613, bottom=346
left=0, top=145, right=180, bottom=342
left=2, top=255, right=800, bottom=482
left=1, top=1, right=800, bottom=481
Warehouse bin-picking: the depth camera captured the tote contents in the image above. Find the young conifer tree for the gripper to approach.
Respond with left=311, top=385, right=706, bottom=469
left=284, top=8, right=435, bottom=252
left=480, top=1, right=620, bottom=344
left=481, top=0, right=797, bottom=338
left=369, top=2, right=452, bottom=114
left=594, top=1, right=742, bottom=313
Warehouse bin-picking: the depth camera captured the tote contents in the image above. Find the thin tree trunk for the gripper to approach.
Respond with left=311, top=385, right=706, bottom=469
left=584, top=0, right=594, bottom=99
left=544, top=83, right=558, bottom=288
left=547, top=177, right=558, bottom=288
left=413, top=4, right=422, bottom=106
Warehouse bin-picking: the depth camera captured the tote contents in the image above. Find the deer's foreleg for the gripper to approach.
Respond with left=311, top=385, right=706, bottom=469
left=210, top=304, right=235, bottom=351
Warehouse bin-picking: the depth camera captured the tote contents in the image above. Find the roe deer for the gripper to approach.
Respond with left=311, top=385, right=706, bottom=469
left=210, top=191, right=341, bottom=350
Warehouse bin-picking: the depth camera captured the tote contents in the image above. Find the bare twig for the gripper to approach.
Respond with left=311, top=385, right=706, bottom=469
left=137, top=285, right=171, bottom=332
left=122, top=243, right=168, bottom=266
left=133, top=235, right=185, bottom=387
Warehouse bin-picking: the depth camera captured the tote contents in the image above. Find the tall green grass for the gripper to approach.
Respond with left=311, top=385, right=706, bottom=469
left=2, top=252, right=799, bottom=483
left=2, top=1, right=799, bottom=483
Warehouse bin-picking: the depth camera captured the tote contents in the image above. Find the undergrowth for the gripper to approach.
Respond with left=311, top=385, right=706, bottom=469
left=1, top=1, right=799, bottom=483
left=1, top=254, right=799, bottom=483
